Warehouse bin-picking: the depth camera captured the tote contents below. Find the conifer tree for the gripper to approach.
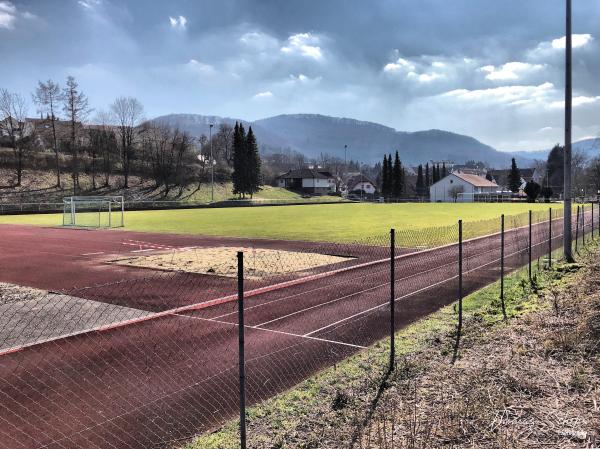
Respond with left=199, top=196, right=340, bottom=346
left=442, top=162, right=447, bottom=178
left=392, top=151, right=403, bottom=198
left=416, top=164, right=424, bottom=195
left=381, top=154, right=389, bottom=197
left=508, top=157, right=521, bottom=193
left=425, top=162, right=430, bottom=187
left=232, top=122, right=246, bottom=197
left=245, top=126, right=262, bottom=198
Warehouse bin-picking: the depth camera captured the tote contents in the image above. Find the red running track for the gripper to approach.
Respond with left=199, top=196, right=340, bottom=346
left=0, top=216, right=585, bottom=448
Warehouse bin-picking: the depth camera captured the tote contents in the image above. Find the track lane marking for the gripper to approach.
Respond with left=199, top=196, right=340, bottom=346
left=173, top=313, right=366, bottom=349
left=304, top=234, right=563, bottom=338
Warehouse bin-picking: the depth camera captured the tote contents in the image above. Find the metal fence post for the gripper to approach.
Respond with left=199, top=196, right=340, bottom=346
left=458, top=219, right=463, bottom=334
left=500, top=215, right=506, bottom=319
left=575, top=205, right=580, bottom=253
left=390, top=228, right=395, bottom=369
left=582, top=205, right=585, bottom=246
left=548, top=208, right=552, bottom=268
left=528, top=210, right=532, bottom=283
left=592, top=202, right=595, bottom=239
left=237, top=252, right=247, bottom=449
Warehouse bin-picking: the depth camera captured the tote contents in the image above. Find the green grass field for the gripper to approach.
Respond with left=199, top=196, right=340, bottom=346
left=178, top=183, right=343, bottom=203
left=0, top=202, right=559, bottom=244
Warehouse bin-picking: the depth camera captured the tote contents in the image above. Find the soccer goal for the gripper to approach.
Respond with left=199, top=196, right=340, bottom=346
left=63, top=196, right=125, bottom=228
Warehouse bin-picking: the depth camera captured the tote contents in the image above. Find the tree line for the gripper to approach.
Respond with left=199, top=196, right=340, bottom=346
left=0, top=77, right=263, bottom=197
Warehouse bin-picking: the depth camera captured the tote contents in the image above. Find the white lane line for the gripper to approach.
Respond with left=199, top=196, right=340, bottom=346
left=81, top=252, right=105, bottom=256
left=304, top=235, right=561, bottom=338
left=253, top=282, right=387, bottom=328
left=173, top=313, right=366, bottom=350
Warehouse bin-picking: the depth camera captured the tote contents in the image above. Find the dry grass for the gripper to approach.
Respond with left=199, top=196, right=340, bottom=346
left=111, top=247, right=352, bottom=279
left=352, top=263, right=600, bottom=448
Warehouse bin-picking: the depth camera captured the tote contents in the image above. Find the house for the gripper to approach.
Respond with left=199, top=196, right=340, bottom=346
left=488, top=168, right=544, bottom=192
left=344, top=173, right=377, bottom=196
left=430, top=172, right=498, bottom=202
left=276, top=168, right=337, bottom=194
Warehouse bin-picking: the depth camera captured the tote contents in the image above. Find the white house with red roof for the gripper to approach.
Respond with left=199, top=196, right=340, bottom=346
left=430, top=172, right=499, bottom=202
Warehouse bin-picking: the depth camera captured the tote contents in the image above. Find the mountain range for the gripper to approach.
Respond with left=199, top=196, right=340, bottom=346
left=152, top=113, right=599, bottom=168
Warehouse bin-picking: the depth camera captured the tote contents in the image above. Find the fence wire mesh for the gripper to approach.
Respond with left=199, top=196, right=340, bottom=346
left=0, top=204, right=596, bottom=448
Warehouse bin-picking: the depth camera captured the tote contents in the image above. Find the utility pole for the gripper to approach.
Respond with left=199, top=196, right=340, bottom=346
left=210, top=123, right=214, bottom=203
left=563, top=0, right=573, bottom=261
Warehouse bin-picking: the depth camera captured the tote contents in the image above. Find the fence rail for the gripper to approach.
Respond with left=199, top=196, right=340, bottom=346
left=0, top=204, right=596, bottom=448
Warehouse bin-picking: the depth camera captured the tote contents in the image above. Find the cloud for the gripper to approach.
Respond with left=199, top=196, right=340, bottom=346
left=442, top=82, right=555, bottom=107
left=383, top=57, right=415, bottom=73
left=549, top=96, right=600, bottom=109
left=186, top=59, right=216, bottom=76
left=551, top=34, right=593, bottom=49
left=480, top=62, right=544, bottom=81
left=169, top=15, right=187, bottom=30
left=78, top=0, right=102, bottom=9
left=0, top=1, right=38, bottom=29
left=239, top=31, right=278, bottom=51
left=253, top=91, right=274, bottom=99
left=383, top=56, right=449, bottom=83
left=281, top=33, right=323, bottom=60
left=0, top=1, right=17, bottom=29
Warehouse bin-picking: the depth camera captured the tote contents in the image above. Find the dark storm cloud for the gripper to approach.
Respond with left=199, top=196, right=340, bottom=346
left=0, top=0, right=598, bottom=150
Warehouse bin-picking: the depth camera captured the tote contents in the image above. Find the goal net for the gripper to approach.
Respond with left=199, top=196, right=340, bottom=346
left=63, top=196, right=125, bottom=228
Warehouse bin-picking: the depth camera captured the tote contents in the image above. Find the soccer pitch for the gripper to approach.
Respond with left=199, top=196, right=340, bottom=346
left=0, top=202, right=558, bottom=243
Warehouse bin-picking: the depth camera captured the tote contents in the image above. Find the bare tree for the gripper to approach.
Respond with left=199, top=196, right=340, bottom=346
left=572, top=150, right=588, bottom=198
left=448, top=184, right=465, bottom=202
left=33, top=80, right=62, bottom=187
left=110, top=97, right=144, bottom=188
left=587, top=156, right=600, bottom=196
left=62, top=76, right=90, bottom=192
left=94, top=110, right=117, bottom=188
left=0, top=89, right=29, bottom=186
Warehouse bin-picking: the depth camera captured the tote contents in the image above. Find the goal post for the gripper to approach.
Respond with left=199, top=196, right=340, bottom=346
left=62, top=196, right=125, bottom=228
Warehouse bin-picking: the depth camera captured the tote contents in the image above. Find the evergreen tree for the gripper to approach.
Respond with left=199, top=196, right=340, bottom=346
left=441, top=162, right=447, bottom=178
left=546, top=145, right=564, bottom=194
left=508, top=157, right=521, bottom=193
left=392, top=151, right=403, bottom=198
left=425, top=162, right=430, bottom=187
left=485, top=171, right=494, bottom=181
left=381, top=155, right=390, bottom=197
left=245, top=126, right=262, bottom=198
left=232, top=122, right=247, bottom=197
left=432, top=164, right=438, bottom=183
left=385, top=154, right=394, bottom=198
left=416, top=164, right=424, bottom=196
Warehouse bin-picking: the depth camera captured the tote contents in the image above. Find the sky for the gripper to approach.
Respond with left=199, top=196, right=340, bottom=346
left=0, top=0, right=599, bottom=152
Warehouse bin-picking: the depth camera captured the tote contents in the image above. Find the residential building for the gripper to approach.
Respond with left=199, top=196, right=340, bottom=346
left=344, top=173, right=377, bottom=196
left=276, top=168, right=337, bottom=194
left=430, top=172, right=498, bottom=202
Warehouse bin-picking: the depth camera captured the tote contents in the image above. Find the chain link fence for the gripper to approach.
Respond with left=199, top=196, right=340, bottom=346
left=0, top=204, right=596, bottom=448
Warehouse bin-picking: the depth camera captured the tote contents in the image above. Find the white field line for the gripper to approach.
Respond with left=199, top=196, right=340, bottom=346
left=131, top=249, right=155, bottom=253
left=81, top=252, right=105, bottom=256
left=303, top=233, right=563, bottom=338
left=172, top=313, right=366, bottom=349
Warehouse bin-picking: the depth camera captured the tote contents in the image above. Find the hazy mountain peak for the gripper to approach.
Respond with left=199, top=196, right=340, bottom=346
left=153, top=112, right=534, bottom=167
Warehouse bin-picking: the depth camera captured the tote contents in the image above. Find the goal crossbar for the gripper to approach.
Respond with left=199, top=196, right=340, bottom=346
left=62, top=196, right=125, bottom=228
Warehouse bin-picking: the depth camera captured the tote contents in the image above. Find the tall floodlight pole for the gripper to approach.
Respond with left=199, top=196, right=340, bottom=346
left=210, top=123, right=214, bottom=203
left=563, top=0, right=573, bottom=261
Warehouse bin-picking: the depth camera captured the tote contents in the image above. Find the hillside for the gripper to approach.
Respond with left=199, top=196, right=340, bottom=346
left=153, top=113, right=533, bottom=168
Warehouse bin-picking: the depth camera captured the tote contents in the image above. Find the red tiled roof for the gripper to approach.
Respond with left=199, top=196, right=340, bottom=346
left=452, top=172, right=498, bottom=187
